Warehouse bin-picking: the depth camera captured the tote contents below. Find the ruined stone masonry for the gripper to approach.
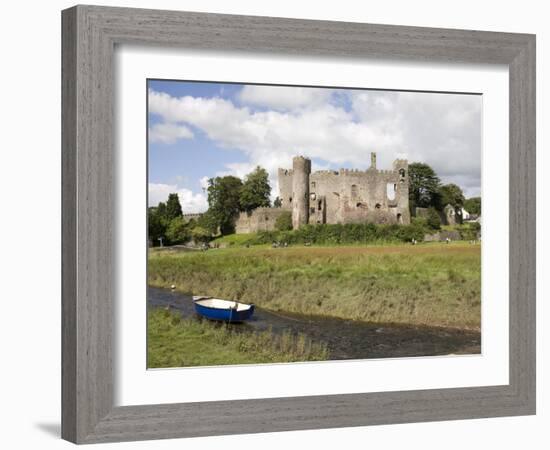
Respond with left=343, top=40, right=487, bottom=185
left=235, top=153, right=410, bottom=234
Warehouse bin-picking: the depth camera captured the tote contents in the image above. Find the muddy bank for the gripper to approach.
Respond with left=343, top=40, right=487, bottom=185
left=148, top=286, right=480, bottom=360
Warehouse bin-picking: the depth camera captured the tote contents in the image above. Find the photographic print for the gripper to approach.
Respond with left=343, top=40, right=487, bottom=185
left=146, top=80, right=482, bottom=369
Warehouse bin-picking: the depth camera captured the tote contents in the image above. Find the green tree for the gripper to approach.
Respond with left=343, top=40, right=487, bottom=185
left=156, top=201, right=167, bottom=219
left=207, top=175, right=243, bottom=235
left=197, top=210, right=219, bottom=236
left=165, top=193, right=183, bottom=220
left=191, top=226, right=211, bottom=244
left=273, top=196, right=282, bottom=208
left=426, top=207, right=442, bottom=230
left=165, top=217, right=192, bottom=245
left=438, top=183, right=465, bottom=209
left=408, top=162, right=441, bottom=212
left=464, top=197, right=482, bottom=216
left=275, top=211, right=293, bottom=231
left=240, top=166, right=271, bottom=212
left=148, top=207, right=167, bottom=246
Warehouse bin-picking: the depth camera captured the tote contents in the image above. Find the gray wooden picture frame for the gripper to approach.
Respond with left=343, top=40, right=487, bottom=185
left=61, top=5, right=536, bottom=444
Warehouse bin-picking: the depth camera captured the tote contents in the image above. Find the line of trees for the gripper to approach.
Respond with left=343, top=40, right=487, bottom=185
left=148, top=166, right=272, bottom=246
left=408, top=162, right=481, bottom=229
left=148, top=193, right=205, bottom=247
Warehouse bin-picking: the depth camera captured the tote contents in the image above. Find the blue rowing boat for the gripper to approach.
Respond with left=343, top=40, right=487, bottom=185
left=192, top=296, right=255, bottom=322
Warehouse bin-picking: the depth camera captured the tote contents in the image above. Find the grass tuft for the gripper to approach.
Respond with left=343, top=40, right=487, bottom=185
left=148, top=308, right=329, bottom=368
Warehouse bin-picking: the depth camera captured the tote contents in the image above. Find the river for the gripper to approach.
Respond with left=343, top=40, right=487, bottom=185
left=148, top=286, right=480, bottom=360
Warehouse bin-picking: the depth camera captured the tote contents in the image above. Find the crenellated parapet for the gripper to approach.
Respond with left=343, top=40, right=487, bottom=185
left=278, top=167, right=294, bottom=177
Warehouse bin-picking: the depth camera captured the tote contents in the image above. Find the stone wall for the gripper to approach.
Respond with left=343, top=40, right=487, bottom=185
left=235, top=154, right=411, bottom=234
left=443, top=204, right=463, bottom=226
left=234, top=208, right=289, bottom=234
left=307, top=162, right=410, bottom=225
left=415, top=206, right=464, bottom=227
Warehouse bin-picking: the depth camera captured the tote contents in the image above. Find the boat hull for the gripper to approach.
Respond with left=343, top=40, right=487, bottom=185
left=193, top=301, right=255, bottom=322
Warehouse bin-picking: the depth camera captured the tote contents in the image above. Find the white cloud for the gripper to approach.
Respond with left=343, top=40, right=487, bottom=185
left=199, top=176, right=210, bottom=190
left=149, top=90, right=399, bottom=179
left=237, top=85, right=332, bottom=110
left=345, top=90, right=481, bottom=193
left=216, top=162, right=256, bottom=180
left=149, top=87, right=482, bottom=198
left=149, top=122, right=194, bottom=144
left=148, top=183, right=207, bottom=213
left=148, top=90, right=250, bottom=134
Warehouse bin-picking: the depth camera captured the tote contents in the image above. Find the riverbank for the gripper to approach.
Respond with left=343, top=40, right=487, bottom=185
left=148, top=286, right=481, bottom=366
left=148, top=242, right=481, bottom=330
left=148, top=308, right=328, bottom=368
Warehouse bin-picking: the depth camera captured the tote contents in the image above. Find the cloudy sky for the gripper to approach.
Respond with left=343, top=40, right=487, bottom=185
left=148, top=80, right=481, bottom=213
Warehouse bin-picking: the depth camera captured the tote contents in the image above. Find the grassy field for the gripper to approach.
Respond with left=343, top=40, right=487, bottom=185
left=211, top=233, right=262, bottom=247
left=148, top=308, right=328, bottom=368
left=148, top=242, right=481, bottom=330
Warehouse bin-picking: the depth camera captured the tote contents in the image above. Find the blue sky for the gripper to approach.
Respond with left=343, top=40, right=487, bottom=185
left=148, top=80, right=482, bottom=213
left=148, top=81, right=246, bottom=209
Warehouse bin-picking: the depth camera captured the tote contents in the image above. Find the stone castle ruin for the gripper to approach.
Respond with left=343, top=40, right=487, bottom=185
left=235, top=153, right=410, bottom=234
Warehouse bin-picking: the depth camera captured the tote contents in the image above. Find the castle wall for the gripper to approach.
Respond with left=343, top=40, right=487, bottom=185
left=307, top=158, right=410, bottom=225
left=235, top=208, right=289, bottom=234
left=235, top=153, right=410, bottom=234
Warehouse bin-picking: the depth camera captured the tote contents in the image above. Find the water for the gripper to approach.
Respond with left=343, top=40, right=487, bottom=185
left=148, top=286, right=480, bottom=360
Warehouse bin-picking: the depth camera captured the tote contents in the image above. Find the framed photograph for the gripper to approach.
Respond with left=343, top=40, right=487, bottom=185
left=62, top=5, right=536, bottom=444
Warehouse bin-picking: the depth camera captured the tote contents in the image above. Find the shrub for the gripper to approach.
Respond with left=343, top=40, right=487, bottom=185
left=411, top=216, right=428, bottom=228
left=165, top=217, right=192, bottom=245
left=274, top=211, right=293, bottom=231
left=457, top=223, right=480, bottom=241
left=245, top=221, right=431, bottom=246
left=396, top=223, right=426, bottom=242
left=190, top=226, right=212, bottom=243
left=470, top=221, right=481, bottom=233
left=426, top=208, right=442, bottom=230
left=254, top=230, right=278, bottom=244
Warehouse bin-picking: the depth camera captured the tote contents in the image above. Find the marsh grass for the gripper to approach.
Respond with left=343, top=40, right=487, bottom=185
left=148, top=242, right=481, bottom=330
left=147, top=308, right=329, bottom=368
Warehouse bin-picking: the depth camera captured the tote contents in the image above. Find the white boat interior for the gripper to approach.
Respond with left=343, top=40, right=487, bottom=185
left=193, top=297, right=252, bottom=312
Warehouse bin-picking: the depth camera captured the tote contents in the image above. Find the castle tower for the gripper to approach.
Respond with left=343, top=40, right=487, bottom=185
left=370, top=152, right=377, bottom=169
left=291, top=156, right=311, bottom=229
left=392, top=158, right=411, bottom=224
